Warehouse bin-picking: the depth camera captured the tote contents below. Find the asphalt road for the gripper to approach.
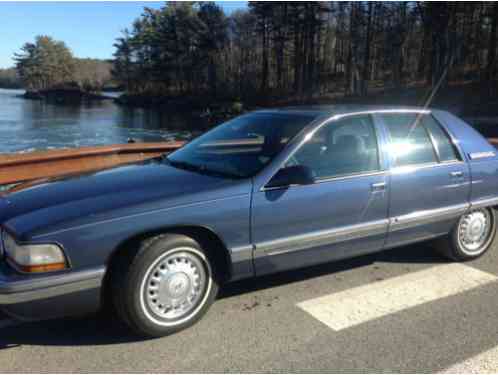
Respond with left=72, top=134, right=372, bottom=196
left=2, top=240, right=498, bottom=373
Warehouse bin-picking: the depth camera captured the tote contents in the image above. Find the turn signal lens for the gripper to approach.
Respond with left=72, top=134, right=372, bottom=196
left=13, top=262, right=67, bottom=273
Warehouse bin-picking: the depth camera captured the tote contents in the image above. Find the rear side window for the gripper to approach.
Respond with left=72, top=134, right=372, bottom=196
left=381, top=113, right=437, bottom=167
left=423, top=115, right=460, bottom=162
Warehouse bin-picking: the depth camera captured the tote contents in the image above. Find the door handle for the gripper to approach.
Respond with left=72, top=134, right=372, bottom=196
left=450, top=171, right=464, bottom=178
left=371, top=182, right=386, bottom=192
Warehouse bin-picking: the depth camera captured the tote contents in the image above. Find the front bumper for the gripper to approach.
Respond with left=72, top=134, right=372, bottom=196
left=0, top=263, right=105, bottom=320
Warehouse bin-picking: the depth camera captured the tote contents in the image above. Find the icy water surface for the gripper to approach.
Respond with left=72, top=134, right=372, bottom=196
left=0, top=88, right=210, bottom=154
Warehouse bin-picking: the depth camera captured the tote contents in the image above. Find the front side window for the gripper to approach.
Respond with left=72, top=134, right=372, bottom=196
left=381, top=113, right=438, bottom=167
left=287, top=115, right=380, bottom=180
left=167, top=112, right=317, bottom=178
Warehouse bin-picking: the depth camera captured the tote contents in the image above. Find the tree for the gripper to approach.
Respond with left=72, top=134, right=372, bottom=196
left=197, top=2, right=229, bottom=95
left=112, top=29, right=135, bottom=92
left=486, top=2, right=498, bottom=84
left=110, top=1, right=498, bottom=105
left=73, top=58, right=113, bottom=92
left=249, top=2, right=273, bottom=93
left=14, top=35, right=75, bottom=91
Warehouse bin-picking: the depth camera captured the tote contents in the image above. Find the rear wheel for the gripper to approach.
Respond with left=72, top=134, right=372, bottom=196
left=111, top=234, right=218, bottom=337
left=435, top=207, right=496, bottom=261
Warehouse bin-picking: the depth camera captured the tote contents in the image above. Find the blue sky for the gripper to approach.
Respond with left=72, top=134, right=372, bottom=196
left=0, top=1, right=247, bottom=68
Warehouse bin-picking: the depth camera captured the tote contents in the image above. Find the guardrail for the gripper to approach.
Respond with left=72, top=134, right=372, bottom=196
left=0, top=142, right=185, bottom=186
left=1, top=137, right=497, bottom=187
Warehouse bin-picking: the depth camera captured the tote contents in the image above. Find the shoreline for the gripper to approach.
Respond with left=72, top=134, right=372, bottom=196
left=112, top=80, right=498, bottom=117
left=21, top=88, right=114, bottom=103
left=115, top=93, right=246, bottom=118
left=3, top=80, right=498, bottom=120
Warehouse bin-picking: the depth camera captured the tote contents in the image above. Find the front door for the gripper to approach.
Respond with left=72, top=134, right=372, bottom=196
left=251, top=114, right=390, bottom=276
left=377, top=112, right=471, bottom=248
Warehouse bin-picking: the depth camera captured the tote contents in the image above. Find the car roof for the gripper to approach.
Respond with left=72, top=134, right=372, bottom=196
left=255, top=104, right=432, bottom=118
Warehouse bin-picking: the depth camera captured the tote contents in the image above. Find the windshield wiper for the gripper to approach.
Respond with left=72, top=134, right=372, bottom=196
left=165, top=158, right=243, bottom=179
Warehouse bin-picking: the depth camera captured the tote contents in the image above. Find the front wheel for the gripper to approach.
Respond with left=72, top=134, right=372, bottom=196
left=435, top=207, right=497, bottom=261
left=111, top=234, right=219, bottom=337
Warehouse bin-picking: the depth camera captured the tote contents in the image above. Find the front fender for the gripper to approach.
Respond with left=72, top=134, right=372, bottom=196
left=31, top=193, right=252, bottom=273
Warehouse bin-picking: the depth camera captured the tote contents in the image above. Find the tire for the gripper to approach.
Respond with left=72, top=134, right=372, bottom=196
left=434, top=207, right=497, bottom=261
left=110, top=234, right=219, bottom=337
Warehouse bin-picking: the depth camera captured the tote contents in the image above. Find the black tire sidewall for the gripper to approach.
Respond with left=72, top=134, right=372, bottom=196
left=123, top=235, right=219, bottom=337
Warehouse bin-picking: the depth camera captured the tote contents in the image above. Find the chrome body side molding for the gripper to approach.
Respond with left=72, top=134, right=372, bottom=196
left=255, top=219, right=389, bottom=257
left=253, top=198, right=498, bottom=259
left=228, top=244, right=255, bottom=281
left=389, top=203, right=469, bottom=232
left=255, top=202, right=488, bottom=258
left=230, top=244, right=254, bottom=262
left=471, top=197, right=498, bottom=209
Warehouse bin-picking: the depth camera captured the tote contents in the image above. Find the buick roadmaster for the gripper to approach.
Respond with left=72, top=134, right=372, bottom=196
left=1, top=106, right=497, bottom=337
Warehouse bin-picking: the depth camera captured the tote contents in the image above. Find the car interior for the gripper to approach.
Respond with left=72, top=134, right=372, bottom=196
left=288, top=116, right=380, bottom=179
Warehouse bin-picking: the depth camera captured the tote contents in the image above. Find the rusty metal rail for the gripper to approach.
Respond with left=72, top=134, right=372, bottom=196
left=1, top=137, right=497, bottom=187
left=0, top=142, right=184, bottom=186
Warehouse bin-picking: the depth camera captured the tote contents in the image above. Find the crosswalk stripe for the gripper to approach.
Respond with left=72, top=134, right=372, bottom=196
left=297, top=263, right=497, bottom=331
left=440, top=345, right=498, bottom=373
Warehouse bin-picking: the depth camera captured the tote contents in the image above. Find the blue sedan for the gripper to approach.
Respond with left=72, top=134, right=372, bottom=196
left=1, top=105, right=497, bottom=337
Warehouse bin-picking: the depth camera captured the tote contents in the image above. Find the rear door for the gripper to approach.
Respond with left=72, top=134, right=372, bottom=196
left=377, top=112, right=471, bottom=248
left=251, top=114, right=390, bottom=275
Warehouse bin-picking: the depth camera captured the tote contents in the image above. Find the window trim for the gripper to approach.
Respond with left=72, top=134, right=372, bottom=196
left=261, top=170, right=386, bottom=192
left=423, top=120, right=442, bottom=163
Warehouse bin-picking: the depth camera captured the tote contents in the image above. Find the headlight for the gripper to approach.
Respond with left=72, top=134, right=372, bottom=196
left=1, top=230, right=68, bottom=273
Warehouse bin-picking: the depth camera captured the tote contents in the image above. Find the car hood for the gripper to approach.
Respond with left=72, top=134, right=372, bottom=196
left=0, top=158, right=251, bottom=238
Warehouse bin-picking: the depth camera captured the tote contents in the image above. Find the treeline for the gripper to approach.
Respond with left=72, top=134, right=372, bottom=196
left=112, top=1, right=498, bottom=104
left=0, top=68, right=22, bottom=89
left=13, top=35, right=114, bottom=92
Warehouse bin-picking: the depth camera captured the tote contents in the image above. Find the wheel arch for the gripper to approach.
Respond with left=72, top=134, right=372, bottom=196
left=101, top=225, right=233, bottom=308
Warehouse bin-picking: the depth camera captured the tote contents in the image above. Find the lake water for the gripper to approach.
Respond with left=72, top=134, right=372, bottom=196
left=0, top=88, right=212, bottom=154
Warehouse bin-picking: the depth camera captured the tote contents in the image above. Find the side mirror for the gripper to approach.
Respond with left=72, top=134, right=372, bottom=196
left=266, top=165, right=315, bottom=189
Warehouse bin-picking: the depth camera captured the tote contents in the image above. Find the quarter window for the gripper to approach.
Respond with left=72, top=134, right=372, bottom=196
left=381, top=113, right=438, bottom=167
left=423, top=115, right=460, bottom=162
left=287, top=115, right=380, bottom=179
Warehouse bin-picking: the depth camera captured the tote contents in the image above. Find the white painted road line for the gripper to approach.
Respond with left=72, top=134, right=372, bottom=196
left=440, top=345, right=498, bottom=373
left=297, top=263, right=497, bottom=331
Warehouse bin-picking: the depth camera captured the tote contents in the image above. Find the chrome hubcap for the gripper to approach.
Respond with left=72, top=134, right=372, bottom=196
left=458, top=209, right=492, bottom=254
left=142, top=249, right=208, bottom=321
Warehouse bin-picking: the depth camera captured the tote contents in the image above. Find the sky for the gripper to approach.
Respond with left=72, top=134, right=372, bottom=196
left=0, top=1, right=247, bottom=68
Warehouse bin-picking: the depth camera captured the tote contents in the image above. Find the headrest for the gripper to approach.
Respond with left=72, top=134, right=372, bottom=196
left=335, top=135, right=362, bottom=152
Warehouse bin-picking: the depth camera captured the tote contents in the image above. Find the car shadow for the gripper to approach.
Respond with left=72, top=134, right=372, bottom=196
left=0, top=314, right=145, bottom=350
left=0, top=242, right=446, bottom=348
left=219, top=241, right=446, bottom=299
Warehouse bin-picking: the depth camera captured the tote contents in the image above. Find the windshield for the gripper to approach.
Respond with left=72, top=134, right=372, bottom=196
left=166, top=112, right=317, bottom=179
